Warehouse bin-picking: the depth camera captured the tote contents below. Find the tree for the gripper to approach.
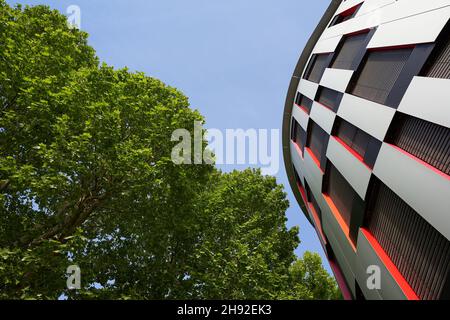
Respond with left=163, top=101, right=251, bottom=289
left=0, top=2, right=340, bottom=300
left=283, top=252, right=342, bottom=300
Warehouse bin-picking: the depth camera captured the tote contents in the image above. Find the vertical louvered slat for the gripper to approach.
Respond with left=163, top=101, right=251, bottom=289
left=390, top=115, right=450, bottom=175
left=426, top=37, right=450, bottom=79
left=366, top=182, right=450, bottom=299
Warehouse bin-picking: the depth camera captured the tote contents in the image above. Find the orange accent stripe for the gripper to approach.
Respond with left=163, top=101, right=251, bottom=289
left=305, top=147, right=324, bottom=173
left=308, top=203, right=327, bottom=246
left=322, top=193, right=356, bottom=252
left=360, top=229, right=420, bottom=300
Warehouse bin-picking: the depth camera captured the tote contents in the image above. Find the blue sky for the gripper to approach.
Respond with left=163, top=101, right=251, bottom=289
left=7, top=0, right=331, bottom=270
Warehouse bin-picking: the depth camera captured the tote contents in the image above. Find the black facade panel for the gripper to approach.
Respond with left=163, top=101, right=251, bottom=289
left=332, top=32, right=369, bottom=70
left=292, top=119, right=307, bottom=153
left=423, top=24, right=450, bottom=79
left=327, top=164, right=354, bottom=227
left=366, top=180, right=450, bottom=300
left=387, top=114, right=450, bottom=175
left=304, top=53, right=333, bottom=83
left=350, top=48, right=413, bottom=105
left=334, top=117, right=381, bottom=169
left=295, top=93, right=314, bottom=114
left=307, top=121, right=329, bottom=171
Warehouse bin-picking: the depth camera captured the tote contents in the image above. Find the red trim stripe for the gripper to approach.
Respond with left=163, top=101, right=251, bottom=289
left=333, top=136, right=372, bottom=170
left=305, top=147, right=324, bottom=174
left=387, top=143, right=450, bottom=181
left=360, top=229, right=420, bottom=300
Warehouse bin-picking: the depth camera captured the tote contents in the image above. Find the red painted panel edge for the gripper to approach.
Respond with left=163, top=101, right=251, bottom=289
left=360, top=228, right=420, bottom=300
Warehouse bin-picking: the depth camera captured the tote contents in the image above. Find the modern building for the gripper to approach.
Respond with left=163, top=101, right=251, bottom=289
left=282, top=0, right=450, bottom=300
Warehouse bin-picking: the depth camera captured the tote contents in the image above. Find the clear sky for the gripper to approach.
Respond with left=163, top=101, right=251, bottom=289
left=7, top=0, right=332, bottom=271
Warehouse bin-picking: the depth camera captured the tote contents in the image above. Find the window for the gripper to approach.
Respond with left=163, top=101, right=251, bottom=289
left=365, top=179, right=450, bottom=300
left=422, top=22, right=450, bottom=79
left=291, top=119, right=307, bottom=154
left=295, top=92, right=313, bottom=114
left=386, top=114, right=450, bottom=175
left=316, top=86, right=343, bottom=112
left=306, top=182, right=322, bottom=223
left=332, top=31, right=369, bottom=70
left=349, top=48, right=413, bottom=105
left=329, top=2, right=363, bottom=27
left=334, top=117, right=381, bottom=169
left=307, top=121, right=329, bottom=171
left=303, top=53, right=332, bottom=84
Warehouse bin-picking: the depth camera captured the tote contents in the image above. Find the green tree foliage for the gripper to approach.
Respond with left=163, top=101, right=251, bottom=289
left=0, top=2, right=340, bottom=300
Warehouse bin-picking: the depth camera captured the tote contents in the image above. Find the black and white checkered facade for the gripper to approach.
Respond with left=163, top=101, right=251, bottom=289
left=284, top=0, right=450, bottom=300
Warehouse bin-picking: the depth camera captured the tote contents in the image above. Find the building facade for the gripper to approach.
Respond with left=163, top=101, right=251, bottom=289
left=282, top=0, right=450, bottom=300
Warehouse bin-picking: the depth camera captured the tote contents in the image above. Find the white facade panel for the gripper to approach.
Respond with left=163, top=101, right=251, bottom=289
left=292, top=104, right=310, bottom=132
left=303, top=148, right=324, bottom=197
left=398, top=77, right=450, bottom=128
left=373, top=143, right=450, bottom=240
left=326, top=137, right=372, bottom=199
left=320, top=68, right=354, bottom=93
left=298, top=78, right=319, bottom=101
left=368, top=6, right=450, bottom=48
left=312, top=35, right=343, bottom=54
left=310, top=101, right=337, bottom=135
left=337, top=94, right=396, bottom=141
left=356, top=230, right=409, bottom=300
left=290, top=141, right=305, bottom=184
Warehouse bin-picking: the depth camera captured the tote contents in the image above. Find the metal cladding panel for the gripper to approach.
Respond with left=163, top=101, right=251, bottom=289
left=365, top=183, right=450, bottom=300
left=356, top=229, right=409, bottom=300
left=357, top=0, right=396, bottom=16
left=425, top=36, right=450, bottom=79
left=312, top=36, right=343, bottom=54
left=310, top=102, right=336, bottom=135
left=283, top=0, right=450, bottom=300
left=298, top=79, right=319, bottom=101
left=326, top=137, right=372, bottom=199
left=388, top=115, right=450, bottom=176
left=350, top=48, right=413, bottom=105
left=337, top=93, right=396, bottom=141
left=321, top=204, right=357, bottom=296
left=398, top=77, right=450, bottom=128
left=320, top=68, right=354, bottom=92
left=367, top=6, right=450, bottom=48
left=303, top=148, right=324, bottom=198
left=373, top=143, right=450, bottom=241
left=292, top=105, right=310, bottom=132
left=335, top=0, right=364, bottom=16
left=290, top=141, right=305, bottom=183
